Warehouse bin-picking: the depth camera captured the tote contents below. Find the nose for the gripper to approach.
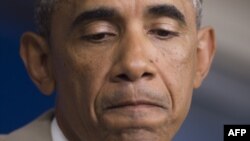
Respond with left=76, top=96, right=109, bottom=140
left=110, top=31, right=156, bottom=82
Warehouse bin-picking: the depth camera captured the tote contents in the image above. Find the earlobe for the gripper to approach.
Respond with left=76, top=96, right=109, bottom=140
left=193, top=27, right=216, bottom=88
left=20, top=32, right=55, bottom=95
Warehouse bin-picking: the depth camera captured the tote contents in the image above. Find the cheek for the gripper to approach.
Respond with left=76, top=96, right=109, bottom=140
left=156, top=42, right=196, bottom=118
left=52, top=46, right=111, bottom=124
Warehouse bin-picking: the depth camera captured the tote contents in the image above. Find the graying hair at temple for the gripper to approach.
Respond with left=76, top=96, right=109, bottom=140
left=35, top=0, right=203, bottom=38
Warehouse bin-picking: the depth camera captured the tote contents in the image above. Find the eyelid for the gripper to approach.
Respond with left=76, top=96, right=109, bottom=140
left=80, top=32, right=117, bottom=44
left=81, top=21, right=118, bottom=36
left=79, top=22, right=119, bottom=44
left=149, top=22, right=177, bottom=31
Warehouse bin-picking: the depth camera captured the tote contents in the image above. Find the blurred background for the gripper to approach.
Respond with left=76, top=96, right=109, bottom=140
left=0, top=0, right=249, bottom=140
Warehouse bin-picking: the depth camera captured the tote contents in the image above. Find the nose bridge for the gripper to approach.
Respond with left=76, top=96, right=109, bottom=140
left=110, top=23, right=156, bottom=82
left=120, top=22, right=148, bottom=64
left=119, top=24, right=148, bottom=69
left=122, top=33, right=144, bottom=62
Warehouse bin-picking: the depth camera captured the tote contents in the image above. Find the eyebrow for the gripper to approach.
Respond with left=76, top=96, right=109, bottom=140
left=147, top=4, right=186, bottom=26
left=72, top=7, right=116, bottom=28
left=71, top=4, right=186, bottom=28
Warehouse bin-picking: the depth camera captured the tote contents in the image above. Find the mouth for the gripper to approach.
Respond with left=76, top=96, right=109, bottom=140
left=99, top=98, right=170, bottom=130
left=98, top=88, right=171, bottom=129
left=104, top=100, right=167, bottom=111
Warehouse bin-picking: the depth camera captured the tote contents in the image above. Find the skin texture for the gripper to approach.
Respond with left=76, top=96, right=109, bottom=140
left=20, top=0, right=216, bottom=141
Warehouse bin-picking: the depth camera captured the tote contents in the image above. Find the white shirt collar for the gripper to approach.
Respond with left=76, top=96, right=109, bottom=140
left=51, top=117, right=69, bottom=141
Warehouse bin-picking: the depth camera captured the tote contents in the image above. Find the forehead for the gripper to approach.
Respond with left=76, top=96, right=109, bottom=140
left=56, top=0, right=195, bottom=17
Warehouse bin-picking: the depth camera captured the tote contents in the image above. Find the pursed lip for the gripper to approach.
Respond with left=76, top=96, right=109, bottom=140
left=99, top=86, right=170, bottom=113
left=104, top=99, right=168, bottom=111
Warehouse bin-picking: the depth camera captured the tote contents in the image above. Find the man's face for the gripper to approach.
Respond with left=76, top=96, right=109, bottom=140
left=22, top=0, right=214, bottom=140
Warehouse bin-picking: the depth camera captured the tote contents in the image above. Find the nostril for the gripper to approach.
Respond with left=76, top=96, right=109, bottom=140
left=142, top=72, right=152, bottom=77
left=117, top=74, right=130, bottom=81
left=115, top=72, right=153, bottom=82
left=142, top=72, right=153, bottom=79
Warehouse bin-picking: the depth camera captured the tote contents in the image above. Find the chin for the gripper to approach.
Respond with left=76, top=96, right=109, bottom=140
left=102, top=127, right=172, bottom=141
left=97, top=107, right=174, bottom=141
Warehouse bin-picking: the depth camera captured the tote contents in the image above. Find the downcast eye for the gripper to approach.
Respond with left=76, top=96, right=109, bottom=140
left=81, top=32, right=116, bottom=43
left=149, top=29, right=179, bottom=40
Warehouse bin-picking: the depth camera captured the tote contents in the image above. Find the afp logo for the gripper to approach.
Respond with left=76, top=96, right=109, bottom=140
left=224, top=125, right=250, bottom=141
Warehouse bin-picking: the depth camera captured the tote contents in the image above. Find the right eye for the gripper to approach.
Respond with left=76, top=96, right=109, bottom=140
left=149, top=29, right=179, bottom=40
left=81, top=32, right=117, bottom=43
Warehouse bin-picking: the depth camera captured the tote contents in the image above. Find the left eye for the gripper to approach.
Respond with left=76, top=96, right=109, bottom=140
left=81, top=32, right=116, bottom=43
left=149, top=29, right=179, bottom=40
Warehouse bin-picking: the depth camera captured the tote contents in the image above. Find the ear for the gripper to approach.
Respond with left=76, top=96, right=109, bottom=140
left=193, top=27, right=216, bottom=88
left=20, top=32, right=55, bottom=95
